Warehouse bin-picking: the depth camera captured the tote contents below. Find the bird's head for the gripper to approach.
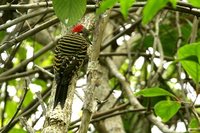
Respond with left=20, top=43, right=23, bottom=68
left=71, top=24, right=84, bottom=33
left=71, top=24, right=90, bottom=38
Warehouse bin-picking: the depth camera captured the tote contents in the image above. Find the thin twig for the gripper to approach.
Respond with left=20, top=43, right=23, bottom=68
left=69, top=103, right=200, bottom=130
left=35, top=91, right=46, bottom=115
left=1, top=80, right=29, bottom=133
left=1, top=82, right=8, bottom=127
left=189, top=17, right=199, bottom=43
left=0, top=88, right=51, bottom=133
left=69, top=108, right=146, bottom=130
left=176, top=12, right=191, bottom=124
left=70, top=102, right=129, bottom=126
left=0, top=1, right=52, bottom=9
left=0, top=2, right=96, bottom=10
left=19, top=117, right=35, bottom=133
left=148, top=14, right=164, bottom=86
left=0, top=39, right=57, bottom=77
left=0, top=8, right=53, bottom=30
left=0, top=1, right=199, bottom=16
left=100, top=52, right=174, bottom=60
left=34, top=64, right=54, bottom=78
left=106, top=57, right=174, bottom=132
left=75, top=90, right=84, bottom=102
left=0, top=66, right=52, bottom=83
left=100, top=18, right=142, bottom=51
left=0, top=17, right=59, bottom=53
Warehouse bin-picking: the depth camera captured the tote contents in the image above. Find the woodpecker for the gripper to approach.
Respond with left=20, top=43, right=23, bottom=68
left=53, top=24, right=90, bottom=109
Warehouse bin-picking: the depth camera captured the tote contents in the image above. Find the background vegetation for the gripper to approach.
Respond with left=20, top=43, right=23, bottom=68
left=0, top=0, right=200, bottom=132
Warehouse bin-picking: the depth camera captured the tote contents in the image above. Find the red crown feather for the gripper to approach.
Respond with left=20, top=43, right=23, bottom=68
left=71, top=24, right=84, bottom=33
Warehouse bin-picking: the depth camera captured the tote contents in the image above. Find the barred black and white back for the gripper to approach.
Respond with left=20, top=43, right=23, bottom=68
left=53, top=33, right=89, bottom=109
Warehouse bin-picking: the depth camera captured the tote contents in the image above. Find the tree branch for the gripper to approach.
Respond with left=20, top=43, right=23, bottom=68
left=106, top=57, right=175, bottom=133
left=78, top=12, right=110, bottom=133
left=0, top=88, right=51, bottom=133
left=0, top=17, right=59, bottom=53
left=1, top=80, right=28, bottom=133
left=0, top=66, right=52, bottom=83
left=0, top=8, right=53, bottom=31
left=0, top=39, right=57, bottom=77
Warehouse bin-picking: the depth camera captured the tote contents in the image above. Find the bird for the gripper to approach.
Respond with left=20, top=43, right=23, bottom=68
left=53, top=24, right=90, bottom=109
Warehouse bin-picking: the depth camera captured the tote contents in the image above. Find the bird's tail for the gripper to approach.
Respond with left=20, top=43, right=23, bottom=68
left=53, top=76, right=69, bottom=109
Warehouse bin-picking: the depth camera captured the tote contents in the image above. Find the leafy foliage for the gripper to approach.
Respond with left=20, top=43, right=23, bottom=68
left=6, top=101, right=18, bottom=119
left=52, top=0, right=86, bottom=26
left=142, top=0, right=169, bottom=25
left=154, top=101, right=181, bottom=122
left=188, top=0, right=200, bottom=8
left=96, top=0, right=118, bottom=14
left=23, top=91, right=34, bottom=107
left=1, top=0, right=200, bottom=132
left=135, top=87, right=175, bottom=97
left=119, top=0, right=135, bottom=20
left=169, top=0, right=177, bottom=8
left=136, top=88, right=180, bottom=122
left=189, top=117, right=200, bottom=132
left=97, top=0, right=135, bottom=20
left=178, top=43, right=200, bottom=83
left=9, top=128, right=27, bottom=133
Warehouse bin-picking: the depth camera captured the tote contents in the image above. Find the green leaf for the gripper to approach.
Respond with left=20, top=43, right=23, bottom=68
left=16, top=47, right=26, bottom=61
left=169, top=0, right=177, bottom=8
left=154, top=100, right=181, bottom=122
left=178, top=55, right=199, bottom=64
left=52, top=0, right=86, bottom=26
left=119, top=0, right=135, bottom=20
left=0, top=31, right=6, bottom=42
left=189, top=118, right=200, bottom=129
left=9, top=128, right=27, bottom=133
left=6, top=101, right=17, bottom=118
left=178, top=43, right=200, bottom=83
left=135, top=87, right=175, bottom=98
left=188, top=0, right=200, bottom=8
left=96, top=0, right=118, bottom=15
left=162, top=63, right=176, bottom=79
left=23, top=91, right=33, bottom=107
left=173, top=55, right=199, bottom=64
left=142, top=0, right=169, bottom=25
